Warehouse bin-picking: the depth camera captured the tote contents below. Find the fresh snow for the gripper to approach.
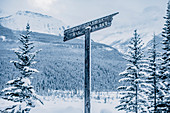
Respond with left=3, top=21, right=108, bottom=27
left=6, top=79, right=18, bottom=84
left=1, top=86, right=16, bottom=92
left=24, top=66, right=39, bottom=73
left=0, top=91, right=125, bottom=113
left=0, top=36, right=6, bottom=41
left=31, top=99, right=123, bottom=113
left=118, top=78, right=131, bottom=82
left=31, top=92, right=124, bottom=113
left=104, top=47, right=113, bottom=51
left=0, top=99, right=20, bottom=111
left=21, top=78, right=31, bottom=86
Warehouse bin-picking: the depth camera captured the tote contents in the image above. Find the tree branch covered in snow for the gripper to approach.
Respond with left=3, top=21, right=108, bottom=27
left=116, top=30, right=148, bottom=113
left=0, top=23, right=43, bottom=113
left=157, top=1, right=170, bottom=111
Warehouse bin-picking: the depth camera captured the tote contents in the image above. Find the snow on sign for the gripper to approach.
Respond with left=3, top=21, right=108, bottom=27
left=64, top=12, right=119, bottom=41
left=63, top=12, right=119, bottom=113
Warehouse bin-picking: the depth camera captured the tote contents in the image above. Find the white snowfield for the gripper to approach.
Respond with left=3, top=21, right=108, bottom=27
left=0, top=91, right=124, bottom=113
left=31, top=98, right=123, bottom=113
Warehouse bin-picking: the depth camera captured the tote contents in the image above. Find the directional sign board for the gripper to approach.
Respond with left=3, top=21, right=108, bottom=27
left=63, top=12, right=118, bottom=113
left=64, top=12, right=119, bottom=42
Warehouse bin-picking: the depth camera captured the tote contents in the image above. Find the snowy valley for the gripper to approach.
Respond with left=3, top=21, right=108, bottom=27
left=0, top=18, right=126, bottom=112
left=0, top=1, right=169, bottom=112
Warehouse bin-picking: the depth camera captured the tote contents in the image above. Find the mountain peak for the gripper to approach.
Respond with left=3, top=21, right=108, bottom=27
left=0, top=10, right=67, bottom=36
left=16, top=10, right=52, bottom=18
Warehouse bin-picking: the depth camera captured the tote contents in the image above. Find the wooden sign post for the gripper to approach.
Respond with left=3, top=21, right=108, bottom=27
left=64, top=12, right=119, bottom=113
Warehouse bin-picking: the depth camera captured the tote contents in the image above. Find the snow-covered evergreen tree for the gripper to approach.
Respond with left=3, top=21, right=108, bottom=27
left=0, top=23, right=43, bottom=113
left=157, top=1, right=170, bottom=112
left=144, top=34, right=163, bottom=112
left=115, top=30, right=148, bottom=113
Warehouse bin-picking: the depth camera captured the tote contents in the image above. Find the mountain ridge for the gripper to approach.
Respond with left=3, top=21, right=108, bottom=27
left=0, top=10, right=165, bottom=54
left=0, top=10, right=68, bottom=36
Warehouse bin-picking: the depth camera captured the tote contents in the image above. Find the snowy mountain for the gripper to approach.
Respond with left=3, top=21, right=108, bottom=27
left=143, top=34, right=163, bottom=55
left=0, top=11, right=68, bottom=36
left=0, top=9, right=165, bottom=54
left=93, top=6, right=165, bottom=53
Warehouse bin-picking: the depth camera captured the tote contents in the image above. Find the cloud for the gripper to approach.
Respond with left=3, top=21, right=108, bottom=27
left=0, top=0, right=168, bottom=26
left=28, top=0, right=57, bottom=11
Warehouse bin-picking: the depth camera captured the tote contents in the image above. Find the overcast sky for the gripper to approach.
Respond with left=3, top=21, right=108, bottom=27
left=0, top=0, right=168, bottom=26
left=0, top=0, right=169, bottom=46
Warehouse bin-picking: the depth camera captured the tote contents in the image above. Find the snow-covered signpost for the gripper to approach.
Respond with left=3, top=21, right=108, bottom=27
left=63, top=12, right=119, bottom=113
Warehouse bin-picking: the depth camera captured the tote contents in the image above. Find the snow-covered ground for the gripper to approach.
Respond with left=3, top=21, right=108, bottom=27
left=31, top=98, right=123, bottom=113
left=0, top=91, right=124, bottom=113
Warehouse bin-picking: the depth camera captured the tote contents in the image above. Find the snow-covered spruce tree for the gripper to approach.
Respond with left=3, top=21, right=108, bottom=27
left=157, top=1, right=170, bottom=112
left=0, top=23, right=43, bottom=113
left=115, top=30, right=148, bottom=113
left=144, top=34, right=163, bottom=112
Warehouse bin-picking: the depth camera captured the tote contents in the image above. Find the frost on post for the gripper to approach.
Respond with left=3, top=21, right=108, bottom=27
left=0, top=23, right=43, bottom=113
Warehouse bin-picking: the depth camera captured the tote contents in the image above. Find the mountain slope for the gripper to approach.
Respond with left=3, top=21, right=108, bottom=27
left=0, top=11, right=68, bottom=36
left=143, top=34, right=163, bottom=55
left=0, top=24, right=16, bottom=40
left=0, top=27, right=127, bottom=94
